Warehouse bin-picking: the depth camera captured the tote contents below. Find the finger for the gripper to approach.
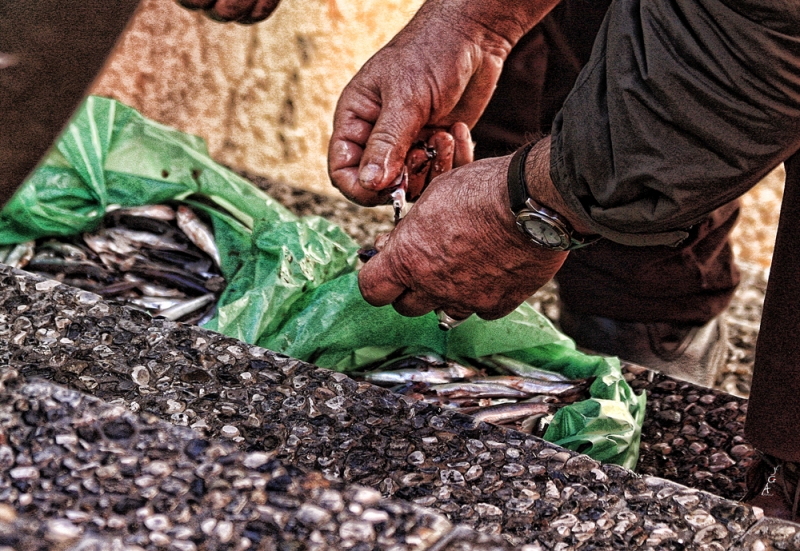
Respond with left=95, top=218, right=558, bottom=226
left=373, top=233, right=390, bottom=252
left=392, top=290, right=438, bottom=317
left=358, top=96, right=427, bottom=191
left=451, top=122, right=474, bottom=167
left=357, top=252, right=407, bottom=307
left=405, top=147, right=433, bottom=201
left=427, top=131, right=455, bottom=181
left=209, top=0, right=257, bottom=20
left=179, top=0, right=216, bottom=10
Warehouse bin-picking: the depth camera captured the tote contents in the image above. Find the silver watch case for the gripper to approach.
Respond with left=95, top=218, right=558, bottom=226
left=514, top=198, right=574, bottom=251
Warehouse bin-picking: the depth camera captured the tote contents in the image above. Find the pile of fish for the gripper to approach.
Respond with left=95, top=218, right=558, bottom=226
left=356, top=353, right=591, bottom=437
left=0, top=204, right=225, bottom=324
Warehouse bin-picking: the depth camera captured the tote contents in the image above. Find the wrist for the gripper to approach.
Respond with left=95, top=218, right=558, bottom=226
left=522, top=137, right=595, bottom=236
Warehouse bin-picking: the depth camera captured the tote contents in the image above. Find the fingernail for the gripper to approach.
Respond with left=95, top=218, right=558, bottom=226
left=453, top=123, right=469, bottom=142
left=358, top=163, right=382, bottom=187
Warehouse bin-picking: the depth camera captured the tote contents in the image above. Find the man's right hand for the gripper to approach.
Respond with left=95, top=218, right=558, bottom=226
left=328, top=0, right=558, bottom=207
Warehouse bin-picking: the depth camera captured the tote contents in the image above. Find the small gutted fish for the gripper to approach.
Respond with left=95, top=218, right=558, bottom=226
left=469, top=376, right=581, bottom=396
left=469, top=401, right=552, bottom=424
left=429, top=382, right=529, bottom=400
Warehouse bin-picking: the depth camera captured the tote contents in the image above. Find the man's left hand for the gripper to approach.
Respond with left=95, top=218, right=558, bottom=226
left=358, top=153, right=568, bottom=321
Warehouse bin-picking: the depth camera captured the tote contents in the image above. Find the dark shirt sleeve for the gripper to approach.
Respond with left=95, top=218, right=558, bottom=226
left=549, top=0, right=800, bottom=246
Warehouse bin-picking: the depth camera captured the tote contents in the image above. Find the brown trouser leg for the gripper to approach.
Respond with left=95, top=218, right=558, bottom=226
left=745, top=152, right=800, bottom=461
left=472, top=0, right=740, bottom=326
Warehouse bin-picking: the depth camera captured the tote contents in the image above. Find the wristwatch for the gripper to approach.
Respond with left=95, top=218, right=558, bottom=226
left=507, top=142, right=597, bottom=251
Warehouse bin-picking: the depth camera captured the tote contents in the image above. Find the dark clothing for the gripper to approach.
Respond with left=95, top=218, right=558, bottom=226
left=473, top=0, right=743, bottom=326
left=474, top=0, right=800, bottom=458
left=745, top=153, right=800, bottom=460
left=550, top=0, right=800, bottom=246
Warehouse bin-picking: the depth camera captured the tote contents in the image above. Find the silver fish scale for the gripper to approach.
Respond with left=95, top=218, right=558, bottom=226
left=0, top=266, right=773, bottom=550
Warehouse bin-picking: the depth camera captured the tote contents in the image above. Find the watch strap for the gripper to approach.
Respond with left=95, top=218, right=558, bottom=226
left=507, top=142, right=536, bottom=215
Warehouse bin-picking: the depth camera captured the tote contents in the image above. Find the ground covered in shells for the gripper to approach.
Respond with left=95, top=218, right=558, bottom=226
left=0, top=263, right=788, bottom=550
left=0, top=176, right=790, bottom=551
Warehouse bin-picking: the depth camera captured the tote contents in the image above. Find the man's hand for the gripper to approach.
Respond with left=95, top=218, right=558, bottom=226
left=358, top=146, right=569, bottom=321
left=328, top=0, right=559, bottom=207
left=178, top=0, right=281, bottom=23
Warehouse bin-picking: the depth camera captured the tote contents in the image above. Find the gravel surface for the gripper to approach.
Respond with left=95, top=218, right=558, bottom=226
left=0, top=266, right=765, bottom=549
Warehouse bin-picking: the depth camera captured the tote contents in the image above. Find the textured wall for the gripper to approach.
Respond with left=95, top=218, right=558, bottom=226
left=92, top=0, right=423, bottom=197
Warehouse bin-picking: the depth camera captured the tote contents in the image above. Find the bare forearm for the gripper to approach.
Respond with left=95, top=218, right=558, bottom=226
left=407, top=0, right=563, bottom=57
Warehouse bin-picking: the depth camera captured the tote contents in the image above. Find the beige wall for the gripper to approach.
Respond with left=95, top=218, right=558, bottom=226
left=92, top=0, right=424, bottom=197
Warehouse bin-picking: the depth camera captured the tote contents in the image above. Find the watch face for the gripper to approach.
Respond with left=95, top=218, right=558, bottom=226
left=523, top=219, right=563, bottom=247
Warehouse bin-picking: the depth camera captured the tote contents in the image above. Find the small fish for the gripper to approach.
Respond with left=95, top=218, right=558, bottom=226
left=84, top=233, right=136, bottom=256
left=0, top=245, right=13, bottom=264
left=5, top=241, right=36, bottom=268
left=156, top=293, right=215, bottom=321
left=123, top=273, right=186, bottom=298
left=26, top=257, right=111, bottom=280
left=520, top=413, right=549, bottom=434
left=390, top=167, right=409, bottom=225
left=176, top=206, right=221, bottom=267
left=468, top=376, right=579, bottom=396
left=483, top=355, right=573, bottom=382
left=133, top=268, right=211, bottom=295
left=39, top=240, right=89, bottom=261
left=128, top=296, right=182, bottom=311
left=114, top=204, right=176, bottom=221
left=95, top=280, right=140, bottom=297
left=429, top=382, right=529, bottom=400
left=365, top=365, right=476, bottom=385
left=106, top=228, right=187, bottom=252
left=470, top=402, right=552, bottom=424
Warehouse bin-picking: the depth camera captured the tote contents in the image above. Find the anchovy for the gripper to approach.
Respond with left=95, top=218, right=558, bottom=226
left=176, top=206, right=221, bottom=267
left=123, top=273, right=186, bottom=298
left=0, top=245, right=12, bottom=264
left=132, top=268, right=211, bottom=295
left=470, top=402, right=552, bottom=424
left=5, top=241, right=36, bottom=268
left=483, top=355, right=573, bottom=382
left=128, top=296, right=182, bottom=310
left=429, top=382, right=529, bottom=400
left=468, top=376, right=579, bottom=396
left=84, top=233, right=136, bottom=256
left=156, top=293, right=215, bottom=321
left=39, top=240, right=89, bottom=261
left=365, top=364, right=477, bottom=385
left=27, top=257, right=110, bottom=280
left=106, top=228, right=187, bottom=252
left=95, top=280, right=140, bottom=297
left=114, top=204, right=176, bottom=221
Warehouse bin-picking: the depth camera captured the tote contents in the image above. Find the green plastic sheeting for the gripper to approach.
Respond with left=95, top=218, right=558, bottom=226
left=1, top=96, right=646, bottom=468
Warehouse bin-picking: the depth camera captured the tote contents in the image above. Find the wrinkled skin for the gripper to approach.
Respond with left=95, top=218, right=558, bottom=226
left=330, top=0, right=582, bottom=320
left=360, top=138, right=572, bottom=321
left=177, top=0, right=281, bottom=23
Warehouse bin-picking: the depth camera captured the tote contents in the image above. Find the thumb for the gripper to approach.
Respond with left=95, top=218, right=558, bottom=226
left=358, top=100, right=425, bottom=191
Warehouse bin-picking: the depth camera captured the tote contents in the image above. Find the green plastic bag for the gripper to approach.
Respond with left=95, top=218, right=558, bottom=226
left=1, top=96, right=646, bottom=468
